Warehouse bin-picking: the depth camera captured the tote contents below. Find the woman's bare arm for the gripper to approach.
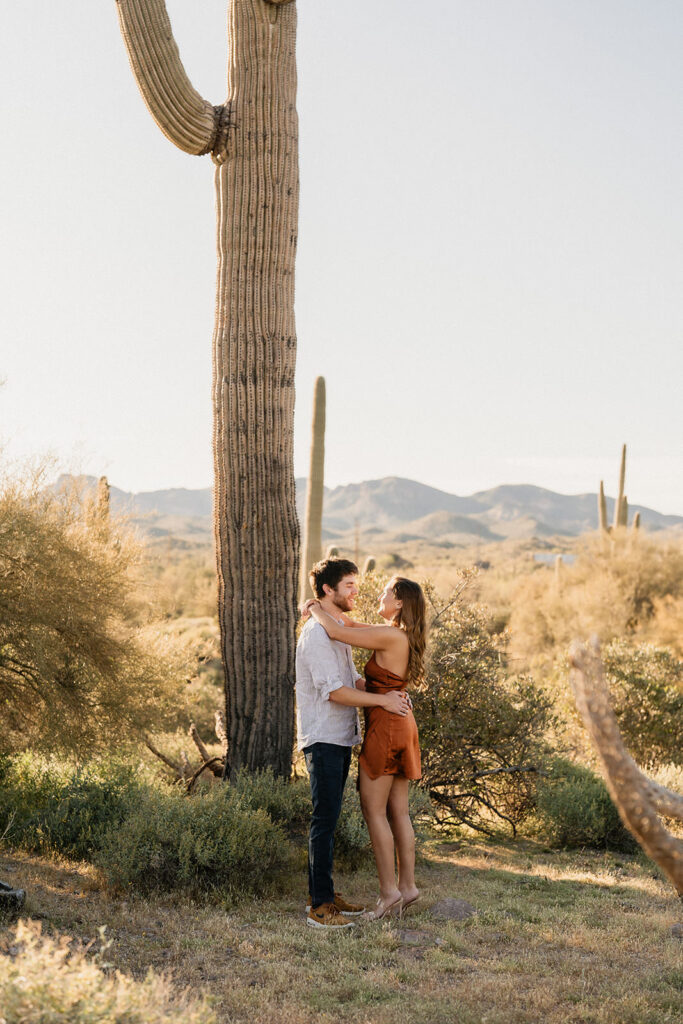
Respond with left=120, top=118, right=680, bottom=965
left=309, top=603, right=402, bottom=652
left=340, top=612, right=375, bottom=629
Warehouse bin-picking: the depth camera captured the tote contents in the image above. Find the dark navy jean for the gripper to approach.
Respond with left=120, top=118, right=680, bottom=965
left=304, top=742, right=352, bottom=909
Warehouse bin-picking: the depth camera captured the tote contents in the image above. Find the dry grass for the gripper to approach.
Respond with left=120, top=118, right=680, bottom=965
left=2, top=837, right=682, bottom=1024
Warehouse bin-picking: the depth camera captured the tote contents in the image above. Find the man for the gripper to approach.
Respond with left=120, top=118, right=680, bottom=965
left=296, top=557, right=409, bottom=929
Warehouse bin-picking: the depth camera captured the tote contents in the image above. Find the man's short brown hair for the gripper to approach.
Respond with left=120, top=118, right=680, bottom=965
left=309, top=557, right=359, bottom=598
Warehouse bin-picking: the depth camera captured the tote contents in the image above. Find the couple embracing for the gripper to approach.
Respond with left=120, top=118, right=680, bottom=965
left=296, top=557, right=427, bottom=929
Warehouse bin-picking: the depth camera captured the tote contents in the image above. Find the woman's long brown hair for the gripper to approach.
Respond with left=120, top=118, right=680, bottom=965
left=389, top=577, right=427, bottom=685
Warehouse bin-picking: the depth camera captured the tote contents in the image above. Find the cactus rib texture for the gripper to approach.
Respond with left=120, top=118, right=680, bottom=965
left=300, top=377, right=326, bottom=604
left=115, top=0, right=219, bottom=155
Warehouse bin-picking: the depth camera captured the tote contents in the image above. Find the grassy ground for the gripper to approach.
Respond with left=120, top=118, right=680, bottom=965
left=2, top=837, right=682, bottom=1024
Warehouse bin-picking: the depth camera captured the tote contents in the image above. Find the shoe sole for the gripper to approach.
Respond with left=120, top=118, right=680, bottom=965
left=306, top=918, right=354, bottom=929
left=305, top=906, right=364, bottom=916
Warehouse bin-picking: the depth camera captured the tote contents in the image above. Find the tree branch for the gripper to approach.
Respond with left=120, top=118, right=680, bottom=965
left=186, top=757, right=224, bottom=793
left=144, top=735, right=182, bottom=777
left=115, top=0, right=219, bottom=155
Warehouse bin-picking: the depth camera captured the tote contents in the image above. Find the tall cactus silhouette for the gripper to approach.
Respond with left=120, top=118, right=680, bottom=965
left=599, top=444, right=636, bottom=533
left=613, top=444, right=627, bottom=530
left=300, top=376, right=326, bottom=604
left=115, top=0, right=299, bottom=777
left=97, top=476, right=110, bottom=524
left=598, top=480, right=608, bottom=533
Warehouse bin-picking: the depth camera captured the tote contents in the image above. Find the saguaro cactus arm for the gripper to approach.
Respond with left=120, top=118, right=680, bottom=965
left=569, top=640, right=683, bottom=898
left=598, top=480, right=608, bottom=533
left=613, top=444, right=627, bottom=530
left=115, top=0, right=219, bottom=155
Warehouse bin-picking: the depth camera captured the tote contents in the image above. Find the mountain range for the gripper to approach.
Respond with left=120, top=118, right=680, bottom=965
left=55, top=475, right=683, bottom=545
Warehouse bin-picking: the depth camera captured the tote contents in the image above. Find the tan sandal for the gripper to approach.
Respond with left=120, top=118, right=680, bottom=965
left=363, top=895, right=403, bottom=921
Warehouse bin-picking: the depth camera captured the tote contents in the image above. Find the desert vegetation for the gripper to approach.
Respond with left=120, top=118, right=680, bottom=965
left=2, top=453, right=682, bottom=1020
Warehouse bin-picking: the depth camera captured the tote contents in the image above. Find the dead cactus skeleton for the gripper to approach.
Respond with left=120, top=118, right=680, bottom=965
left=569, top=639, right=683, bottom=899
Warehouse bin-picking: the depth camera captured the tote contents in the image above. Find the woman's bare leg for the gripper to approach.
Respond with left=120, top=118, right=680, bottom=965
left=387, top=777, right=418, bottom=902
left=358, top=766, right=402, bottom=910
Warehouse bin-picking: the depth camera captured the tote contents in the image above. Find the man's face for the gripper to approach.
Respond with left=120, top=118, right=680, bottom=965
left=326, top=573, right=358, bottom=612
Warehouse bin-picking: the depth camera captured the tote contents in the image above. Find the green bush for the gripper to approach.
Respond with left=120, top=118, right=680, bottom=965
left=229, top=769, right=312, bottom=839
left=95, top=785, right=292, bottom=896
left=0, top=920, right=215, bottom=1024
left=0, top=470, right=193, bottom=757
left=531, top=758, right=637, bottom=851
left=0, top=754, right=141, bottom=860
left=602, top=640, right=683, bottom=766
left=229, top=768, right=432, bottom=868
left=1, top=754, right=434, bottom=896
left=416, top=587, right=554, bottom=832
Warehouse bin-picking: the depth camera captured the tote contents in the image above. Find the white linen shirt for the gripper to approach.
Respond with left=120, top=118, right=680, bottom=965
left=295, top=618, right=363, bottom=751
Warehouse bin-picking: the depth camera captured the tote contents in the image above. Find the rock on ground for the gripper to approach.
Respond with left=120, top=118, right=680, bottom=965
left=429, top=898, right=476, bottom=921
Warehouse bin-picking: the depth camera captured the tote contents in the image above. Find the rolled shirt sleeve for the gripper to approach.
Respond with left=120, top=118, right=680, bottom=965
left=307, top=628, right=345, bottom=701
left=295, top=619, right=362, bottom=750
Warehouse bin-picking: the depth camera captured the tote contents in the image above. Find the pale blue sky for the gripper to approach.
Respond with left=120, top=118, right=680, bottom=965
left=1, top=0, right=681, bottom=512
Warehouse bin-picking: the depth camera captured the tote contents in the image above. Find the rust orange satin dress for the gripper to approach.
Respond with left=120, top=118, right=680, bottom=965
left=359, top=653, right=421, bottom=780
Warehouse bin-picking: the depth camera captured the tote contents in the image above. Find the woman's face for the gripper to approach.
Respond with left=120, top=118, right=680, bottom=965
left=378, top=581, right=402, bottom=621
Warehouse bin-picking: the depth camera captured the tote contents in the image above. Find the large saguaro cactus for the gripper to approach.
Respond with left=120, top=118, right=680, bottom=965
left=115, top=0, right=299, bottom=777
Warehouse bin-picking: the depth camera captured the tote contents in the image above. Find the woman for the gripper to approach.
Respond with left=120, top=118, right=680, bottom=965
left=304, top=576, right=427, bottom=920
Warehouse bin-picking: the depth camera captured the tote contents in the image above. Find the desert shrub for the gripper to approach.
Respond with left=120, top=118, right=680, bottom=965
left=602, top=641, right=683, bottom=766
left=95, top=785, right=292, bottom=896
left=0, top=920, right=215, bottom=1024
left=229, top=768, right=432, bottom=868
left=351, top=574, right=554, bottom=834
left=0, top=467, right=193, bottom=756
left=416, top=591, right=555, bottom=832
left=1, top=753, right=431, bottom=892
left=509, top=533, right=683, bottom=667
left=531, top=758, right=637, bottom=851
left=550, top=640, right=683, bottom=768
left=230, top=768, right=313, bottom=838
left=0, top=754, right=142, bottom=860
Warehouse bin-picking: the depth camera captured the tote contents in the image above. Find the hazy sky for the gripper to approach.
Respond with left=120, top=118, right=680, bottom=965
left=1, top=1, right=681, bottom=512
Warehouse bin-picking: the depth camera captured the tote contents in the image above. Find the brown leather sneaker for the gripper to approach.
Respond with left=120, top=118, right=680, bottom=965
left=306, top=902, right=355, bottom=929
left=306, top=892, right=366, bottom=916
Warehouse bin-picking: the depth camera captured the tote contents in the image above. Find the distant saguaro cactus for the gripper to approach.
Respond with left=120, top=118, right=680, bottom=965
left=325, top=545, right=340, bottom=559
left=598, top=481, right=608, bottom=533
left=300, top=377, right=326, bottom=604
left=613, top=444, right=627, bottom=531
left=632, top=511, right=641, bottom=531
left=362, top=556, right=376, bottom=574
left=599, top=444, right=637, bottom=534
left=115, top=0, right=299, bottom=777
